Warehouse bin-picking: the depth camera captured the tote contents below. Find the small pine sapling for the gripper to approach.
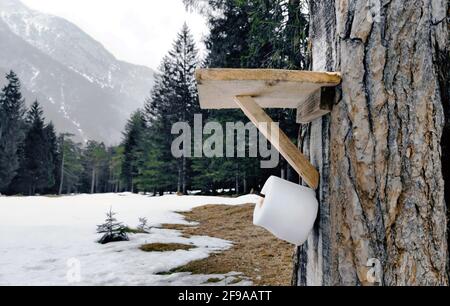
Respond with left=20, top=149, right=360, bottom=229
left=97, top=208, right=129, bottom=244
left=137, top=217, right=151, bottom=233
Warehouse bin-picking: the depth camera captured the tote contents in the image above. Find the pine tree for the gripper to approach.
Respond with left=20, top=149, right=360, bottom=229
left=171, top=24, right=199, bottom=193
left=137, top=217, right=151, bottom=233
left=97, top=208, right=129, bottom=244
left=201, top=0, right=251, bottom=68
left=58, top=135, right=83, bottom=194
left=13, top=101, right=55, bottom=195
left=244, top=0, right=309, bottom=70
left=83, top=141, right=108, bottom=194
left=137, top=125, right=178, bottom=194
left=141, top=58, right=179, bottom=193
left=142, top=24, right=200, bottom=194
left=121, top=110, right=147, bottom=193
left=44, top=122, right=58, bottom=193
left=109, top=146, right=125, bottom=193
left=185, top=0, right=308, bottom=69
left=0, top=71, right=25, bottom=193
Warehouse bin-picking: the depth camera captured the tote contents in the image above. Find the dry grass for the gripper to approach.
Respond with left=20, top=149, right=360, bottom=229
left=124, top=227, right=149, bottom=234
left=159, top=204, right=295, bottom=286
left=140, top=243, right=195, bottom=252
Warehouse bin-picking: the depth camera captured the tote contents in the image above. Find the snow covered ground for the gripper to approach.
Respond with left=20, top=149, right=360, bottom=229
left=0, top=193, right=259, bottom=286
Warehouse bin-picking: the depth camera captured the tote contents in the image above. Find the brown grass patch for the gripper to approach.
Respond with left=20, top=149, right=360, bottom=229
left=160, top=204, right=295, bottom=286
left=124, top=227, right=149, bottom=234
left=140, top=243, right=195, bottom=252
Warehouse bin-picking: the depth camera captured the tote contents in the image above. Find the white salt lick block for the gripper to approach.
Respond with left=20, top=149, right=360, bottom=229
left=253, top=176, right=318, bottom=246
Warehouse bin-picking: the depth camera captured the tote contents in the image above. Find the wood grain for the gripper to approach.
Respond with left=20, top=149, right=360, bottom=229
left=296, top=87, right=336, bottom=123
left=196, top=69, right=341, bottom=83
left=196, top=68, right=341, bottom=110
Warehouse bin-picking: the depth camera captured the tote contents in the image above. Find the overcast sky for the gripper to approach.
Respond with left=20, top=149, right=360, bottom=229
left=21, top=0, right=208, bottom=70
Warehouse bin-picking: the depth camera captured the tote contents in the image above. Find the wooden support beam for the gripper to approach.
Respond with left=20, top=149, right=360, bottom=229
left=296, top=87, right=336, bottom=124
left=234, top=95, right=320, bottom=190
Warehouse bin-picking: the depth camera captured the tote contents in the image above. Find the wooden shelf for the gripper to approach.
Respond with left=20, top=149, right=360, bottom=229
left=195, top=68, right=341, bottom=190
left=195, top=68, right=341, bottom=110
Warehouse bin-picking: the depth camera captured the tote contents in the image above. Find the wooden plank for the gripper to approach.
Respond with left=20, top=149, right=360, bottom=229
left=196, top=69, right=341, bottom=110
left=196, top=69, right=342, bottom=83
left=234, top=95, right=320, bottom=190
left=297, top=87, right=336, bottom=123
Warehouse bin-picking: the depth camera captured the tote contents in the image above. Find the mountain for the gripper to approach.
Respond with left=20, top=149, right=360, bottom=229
left=0, top=0, right=154, bottom=144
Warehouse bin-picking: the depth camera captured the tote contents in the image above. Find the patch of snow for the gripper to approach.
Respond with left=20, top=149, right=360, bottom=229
left=68, top=66, right=113, bottom=89
left=68, top=66, right=95, bottom=84
left=152, top=272, right=252, bottom=286
left=72, top=120, right=81, bottom=128
left=108, top=70, right=112, bottom=87
left=1, top=9, right=50, bottom=43
left=0, top=193, right=258, bottom=286
left=58, top=86, right=71, bottom=121
left=30, top=67, right=40, bottom=84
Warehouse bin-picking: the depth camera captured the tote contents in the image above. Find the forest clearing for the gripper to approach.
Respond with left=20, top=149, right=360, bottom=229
left=0, top=193, right=294, bottom=286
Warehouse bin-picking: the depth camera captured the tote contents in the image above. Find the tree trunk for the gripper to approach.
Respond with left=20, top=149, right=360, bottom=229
left=243, top=172, right=248, bottom=194
left=182, top=156, right=187, bottom=194
left=438, top=2, right=450, bottom=270
left=235, top=172, right=239, bottom=195
left=58, top=145, right=64, bottom=195
left=177, top=166, right=182, bottom=193
left=90, top=168, right=96, bottom=194
left=293, top=0, right=449, bottom=286
left=287, top=164, right=293, bottom=182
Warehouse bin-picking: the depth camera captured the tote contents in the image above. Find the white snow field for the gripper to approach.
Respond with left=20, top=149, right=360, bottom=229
left=0, top=193, right=259, bottom=286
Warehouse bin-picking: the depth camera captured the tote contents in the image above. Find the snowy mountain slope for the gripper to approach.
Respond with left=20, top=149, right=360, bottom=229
left=0, top=0, right=154, bottom=144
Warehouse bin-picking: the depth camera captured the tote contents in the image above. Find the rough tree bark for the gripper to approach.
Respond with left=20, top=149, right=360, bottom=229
left=293, top=0, right=449, bottom=286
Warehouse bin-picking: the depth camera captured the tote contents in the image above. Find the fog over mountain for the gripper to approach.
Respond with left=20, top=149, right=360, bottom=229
left=0, top=0, right=155, bottom=144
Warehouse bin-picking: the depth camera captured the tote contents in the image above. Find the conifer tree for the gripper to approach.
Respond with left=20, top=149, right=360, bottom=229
left=143, top=24, right=199, bottom=194
left=137, top=217, right=151, bottom=233
left=140, top=59, right=179, bottom=193
left=121, top=110, right=146, bottom=193
left=58, top=134, right=83, bottom=194
left=83, top=141, right=108, bottom=194
left=97, top=208, right=129, bottom=244
left=0, top=71, right=25, bottom=193
left=244, top=0, right=309, bottom=70
left=170, top=24, right=199, bottom=194
left=13, top=101, right=55, bottom=195
left=109, top=146, right=125, bottom=193
left=44, top=122, right=58, bottom=193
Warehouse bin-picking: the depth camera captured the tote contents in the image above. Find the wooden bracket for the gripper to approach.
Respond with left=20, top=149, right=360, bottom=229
left=234, top=96, right=319, bottom=189
left=297, top=87, right=336, bottom=124
left=195, top=69, right=341, bottom=190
